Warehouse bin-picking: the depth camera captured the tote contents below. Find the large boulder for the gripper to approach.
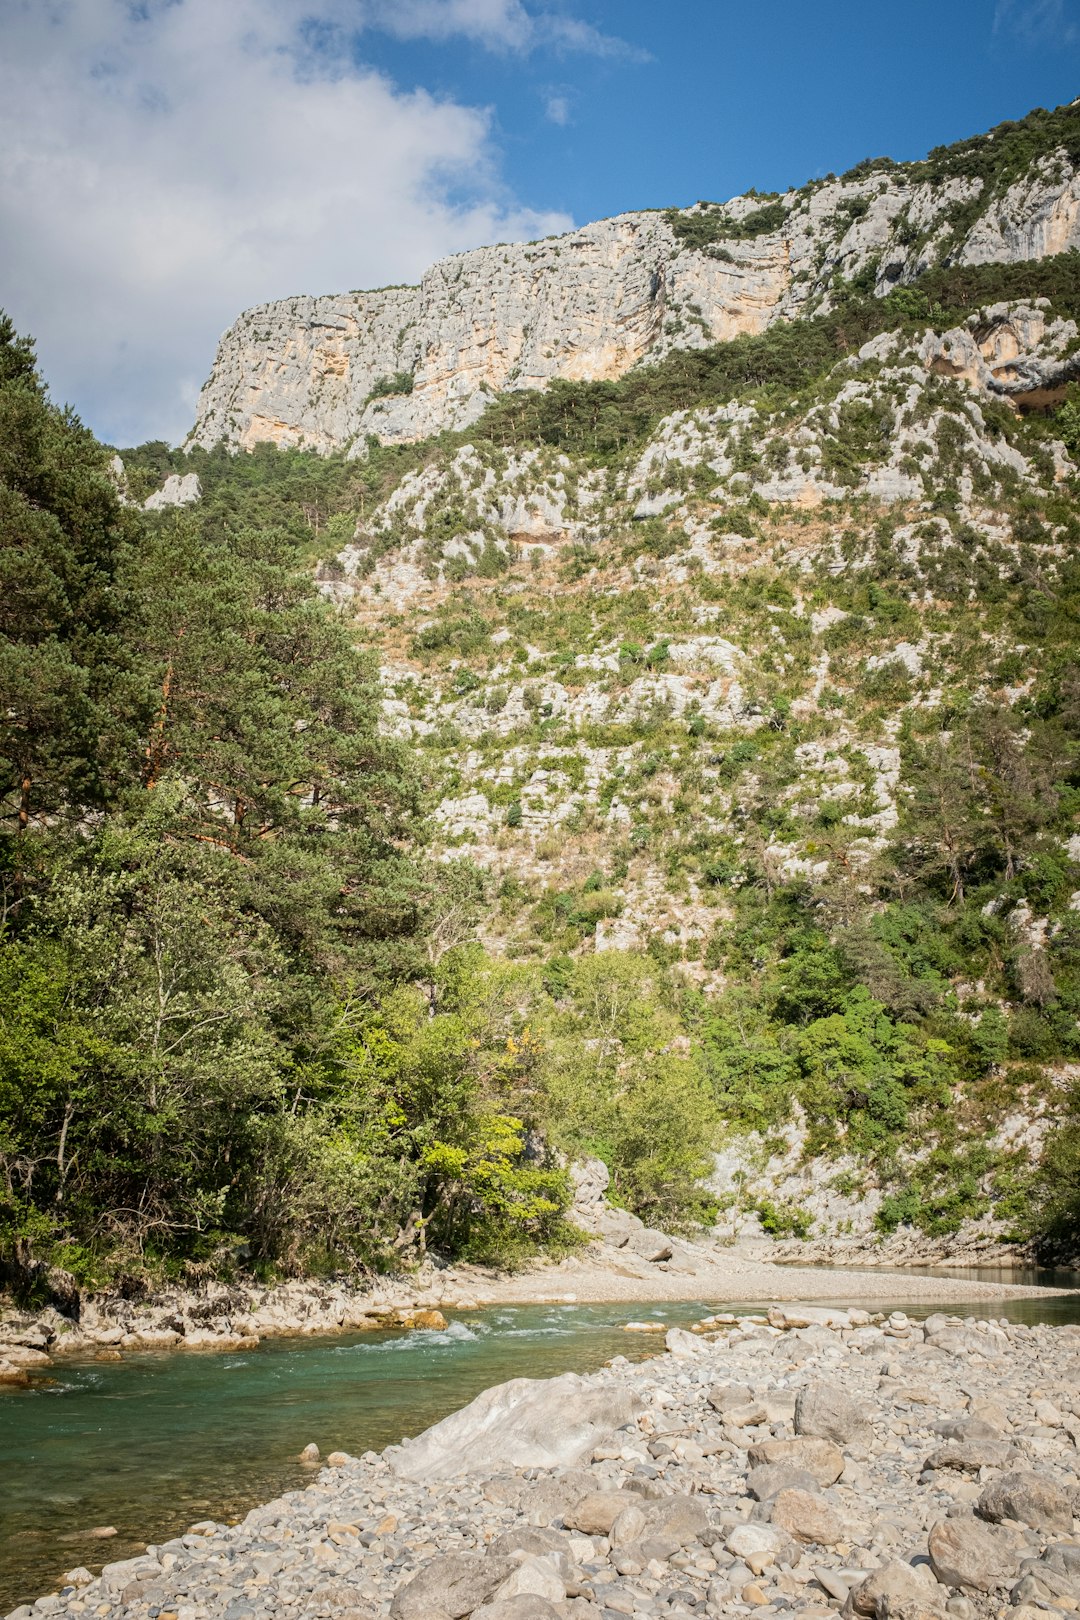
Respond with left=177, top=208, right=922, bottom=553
left=665, top=1327, right=705, bottom=1358
left=625, top=1227, right=674, bottom=1263
left=389, top=1374, right=642, bottom=1481
left=725, top=1521, right=799, bottom=1570
left=708, top=1383, right=753, bottom=1414
left=488, top=1528, right=567, bottom=1561
left=564, top=1491, right=642, bottom=1536
left=770, top=1487, right=847, bottom=1547
left=644, top=1495, right=713, bottom=1547
left=747, top=1436, right=845, bottom=1486
left=746, top=1462, right=821, bottom=1501
left=925, top=1324, right=1008, bottom=1358
left=473, top=1601, right=562, bottom=1620
left=795, top=1382, right=873, bottom=1447
left=843, top=1561, right=942, bottom=1618
left=931, top=1417, right=1003, bottom=1443
left=390, top=1555, right=514, bottom=1620
left=924, top=1440, right=1019, bottom=1473
left=491, top=1557, right=566, bottom=1606
left=977, top=1472, right=1074, bottom=1534
left=928, top=1516, right=1024, bottom=1593
left=768, top=1306, right=853, bottom=1330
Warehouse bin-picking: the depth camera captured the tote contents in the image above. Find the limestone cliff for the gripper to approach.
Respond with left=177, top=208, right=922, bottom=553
left=188, top=103, right=1080, bottom=454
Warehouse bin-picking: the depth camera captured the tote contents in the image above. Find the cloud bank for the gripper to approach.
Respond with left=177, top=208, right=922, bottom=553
left=0, top=0, right=600, bottom=444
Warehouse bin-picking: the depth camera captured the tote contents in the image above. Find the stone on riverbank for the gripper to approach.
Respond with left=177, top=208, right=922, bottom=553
left=927, top=1514, right=1025, bottom=1592
left=389, top=1553, right=514, bottom=1619
left=795, top=1380, right=874, bottom=1447
left=746, top=1434, right=846, bottom=1485
left=388, top=1373, right=642, bottom=1481
left=977, top=1470, right=1075, bottom=1532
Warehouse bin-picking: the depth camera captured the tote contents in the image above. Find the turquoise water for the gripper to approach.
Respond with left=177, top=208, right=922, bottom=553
left=2, top=1283, right=1078, bottom=1612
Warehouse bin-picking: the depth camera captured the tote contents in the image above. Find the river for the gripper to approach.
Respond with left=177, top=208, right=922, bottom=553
left=2, top=1275, right=1079, bottom=1611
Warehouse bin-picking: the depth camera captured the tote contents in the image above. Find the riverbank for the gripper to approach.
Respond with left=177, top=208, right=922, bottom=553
left=11, top=1302, right=1080, bottom=1620
left=3, top=1236, right=1077, bottom=1383
left=7, top=1157, right=1076, bottom=1380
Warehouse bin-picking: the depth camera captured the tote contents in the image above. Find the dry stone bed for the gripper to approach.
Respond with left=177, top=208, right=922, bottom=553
left=12, top=1305, right=1080, bottom=1620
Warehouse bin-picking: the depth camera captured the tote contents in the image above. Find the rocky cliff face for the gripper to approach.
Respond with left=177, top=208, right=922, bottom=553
left=187, top=121, right=1080, bottom=455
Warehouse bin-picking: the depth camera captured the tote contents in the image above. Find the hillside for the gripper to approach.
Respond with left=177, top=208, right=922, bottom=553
left=291, top=259, right=1080, bottom=1259
left=5, top=99, right=1080, bottom=1297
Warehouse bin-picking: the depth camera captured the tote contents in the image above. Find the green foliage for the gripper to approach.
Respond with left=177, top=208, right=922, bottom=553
left=409, top=602, right=491, bottom=659
left=756, top=1198, right=814, bottom=1239
left=666, top=201, right=788, bottom=252
left=367, top=371, right=415, bottom=401
left=0, top=314, right=435, bottom=1283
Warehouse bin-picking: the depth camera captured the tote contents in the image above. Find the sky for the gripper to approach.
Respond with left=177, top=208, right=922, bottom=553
left=2, top=0, right=1080, bottom=446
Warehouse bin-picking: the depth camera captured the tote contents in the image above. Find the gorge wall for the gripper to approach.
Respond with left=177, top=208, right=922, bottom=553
left=187, top=118, right=1080, bottom=455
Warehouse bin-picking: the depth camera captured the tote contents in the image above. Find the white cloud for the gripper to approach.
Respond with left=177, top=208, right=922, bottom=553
left=992, top=0, right=1080, bottom=46
left=368, top=0, right=646, bottom=58
left=0, top=0, right=582, bottom=444
left=544, top=92, right=572, bottom=125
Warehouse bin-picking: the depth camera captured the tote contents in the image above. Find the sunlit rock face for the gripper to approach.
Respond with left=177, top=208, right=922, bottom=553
left=187, top=147, right=1080, bottom=456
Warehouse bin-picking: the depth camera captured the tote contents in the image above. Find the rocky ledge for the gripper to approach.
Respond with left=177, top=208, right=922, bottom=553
left=12, top=1304, right=1080, bottom=1620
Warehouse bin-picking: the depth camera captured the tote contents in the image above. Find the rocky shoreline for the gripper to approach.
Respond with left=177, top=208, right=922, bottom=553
left=4, top=1162, right=1074, bottom=1385
left=11, top=1302, right=1080, bottom=1620
left=2, top=1243, right=1075, bottom=1385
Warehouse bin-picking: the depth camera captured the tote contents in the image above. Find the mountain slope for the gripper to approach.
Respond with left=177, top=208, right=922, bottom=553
left=119, top=101, right=1080, bottom=1265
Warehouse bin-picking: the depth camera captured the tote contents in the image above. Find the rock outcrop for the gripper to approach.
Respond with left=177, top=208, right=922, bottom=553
left=187, top=117, right=1080, bottom=455
left=143, top=471, right=201, bottom=510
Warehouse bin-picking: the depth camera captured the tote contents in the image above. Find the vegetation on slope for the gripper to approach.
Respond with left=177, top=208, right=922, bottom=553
left=0, top=318, right=584, bottom=1292
left=9, top=203, right=1080, bottom=1291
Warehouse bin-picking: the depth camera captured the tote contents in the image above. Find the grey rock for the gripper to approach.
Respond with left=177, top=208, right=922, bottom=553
left=924, top=1326, right=1008, bottom=1359
left=746, top=1463, right=821, bottom=1501
left=609, top=1504, right=648, bottom=1548
left=795, top=1382, right=873, bottom=1447
left=144, top=472, right=201, bottom=511
left=930, top=1419, right=1002, bottom=1443
left=491, top=1556, right=566, bottom=1606
left=923, top=1441, right=1019, bottom=1473
left=566, top=1492, right=644, bottom=1536
left=389, top=1555, right=514, bottom=1620
left=707, top=1384, right=753, bottom=1415
left=976, top=1471, right=1074, bottom=1534
left=390, top=1375, right=642, bottom=1481
left=1011, top=1561, right=1078, bottom=1604
left=664, top=1328, right=704, bottom=1358
left=643, top=1496, right=712, bottom=1547
left=472, top=1600, right=563, bottom=1620
left=769, top=1487, right=847, bottom=1547
left=746, top=1436, right=846, bottom=1486
left=927, top=1516, right=1023, bottom=1593
left=488, top=1529, right=567, bottom=1561
left=843, top=1562, right=942, bottom=1619
left=625, top=1228, right=674, bottom=1263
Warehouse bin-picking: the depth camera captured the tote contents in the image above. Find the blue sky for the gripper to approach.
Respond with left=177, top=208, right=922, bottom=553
left=1, top=0, right=1078, bottom=445
left=358, top=1, right=1080, bottom=221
